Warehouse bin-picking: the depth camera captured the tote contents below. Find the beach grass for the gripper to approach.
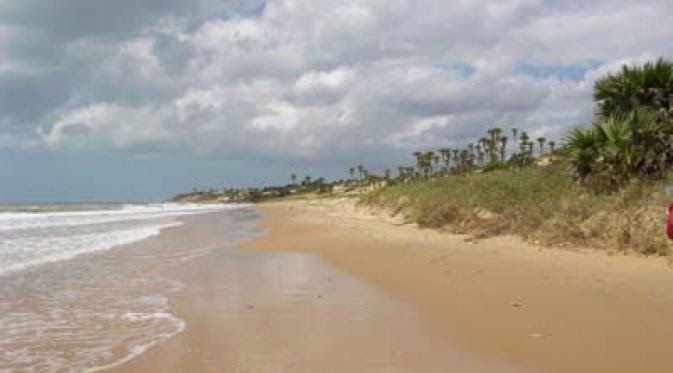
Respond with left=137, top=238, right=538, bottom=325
left=361, top=161, right=672, bottom=255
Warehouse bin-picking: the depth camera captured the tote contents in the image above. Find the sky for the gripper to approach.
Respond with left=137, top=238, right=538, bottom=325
left=1, top=0, right=672, bottom=203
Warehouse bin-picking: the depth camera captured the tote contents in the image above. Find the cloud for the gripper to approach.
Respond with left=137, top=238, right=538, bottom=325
left=40, top=103, right=175, bottom=149
left=292, top=67, right=356, bottom=105
left=1, top=0, right=672, bottom=170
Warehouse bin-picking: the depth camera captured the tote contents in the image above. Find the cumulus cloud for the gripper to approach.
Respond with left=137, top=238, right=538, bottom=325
left=292, top=67, right=356, bottom=105
left=41, top=103, right=175, bottom=149
left=1, top=0, right=672, bottom=168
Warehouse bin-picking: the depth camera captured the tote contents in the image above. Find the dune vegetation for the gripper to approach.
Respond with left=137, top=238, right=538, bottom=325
left=360, top=58, right=673, bottom=255
left=362, top=161, right=671, bottom=255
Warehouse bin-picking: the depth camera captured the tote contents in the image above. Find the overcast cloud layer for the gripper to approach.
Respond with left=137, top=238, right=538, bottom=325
left=2, top=0, right=673, bottom=169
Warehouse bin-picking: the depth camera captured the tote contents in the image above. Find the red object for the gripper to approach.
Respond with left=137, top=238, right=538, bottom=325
left=668, top=204, right=673, bottom=240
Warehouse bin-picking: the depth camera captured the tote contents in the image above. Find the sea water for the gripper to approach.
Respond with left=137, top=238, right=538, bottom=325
left=0, top=203, right=252, bottom=372
left=0, top=203, right=235, bottom=276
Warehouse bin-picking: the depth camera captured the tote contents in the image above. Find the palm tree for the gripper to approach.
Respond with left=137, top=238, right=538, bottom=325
left=432, top=155, right=440, bottom=169
left=567, top=108, right=671, bottom=186
left=475, top=144, right=483, bottom=166
left=512, top=128, right=519, bottom=149
left=439, top=148, right=452, bottom=169
left=519, top=131, right=530, bottom=155
left=397, top=166, right=406, bottom=179
left=548, top=141, right=556, bottom=154
left=451, top=149, right=460, bottom=169
left=349, top=167, right=355, bottom=180
left=424, top=151, right=435, bottom=176
left=487, top=127, right=501, bottom=142
left=384, top=169, right=391, bottom=180
left=412, top=152, right=423, bottom=174
left=459, top=149, right=470, bottom=171
left=486, top=129, right=494, bottom=141
left=290, top=174, right=297, bottom=185
left=519, top=131, right=529, bottom=144
left=486, top=129, right=497, bottom=155
left=357, top=165, right=365, bottom=180
left=594, top=58, right=673, bottom=119
left=499, top=136, right=508, bottom=161
left=566, top=126, right=599, bottom=179
left=537, top=137, right=547, bottom=155
left=488, top=139, right=498, bottom=162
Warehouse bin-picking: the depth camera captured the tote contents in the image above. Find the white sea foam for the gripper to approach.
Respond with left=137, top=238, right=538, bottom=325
left=85, top=312, right=186, bottom=373
left=0, top=203, right=239, bottom=231
left=0, top=221, right=180, bottom=276
left=0, top=203, right=243, bottom=276
left=0, top=294, right=187, bottom=373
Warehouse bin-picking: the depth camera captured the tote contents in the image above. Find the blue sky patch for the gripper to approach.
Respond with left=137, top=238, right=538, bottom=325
left=517, top=61, right=602, bottom=81
left=433, top=62, right=477, bottom=77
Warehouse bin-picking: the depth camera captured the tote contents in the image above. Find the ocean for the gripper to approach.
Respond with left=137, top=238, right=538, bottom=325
left=0, top=203, right=255, bottom=372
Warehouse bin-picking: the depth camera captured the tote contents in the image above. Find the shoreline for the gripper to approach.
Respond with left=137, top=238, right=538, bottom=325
left=0, top=207, right=244, bottom=373
left=113, top=207, right=521, bottom=372
left=239, top=198, right=673, bottom=372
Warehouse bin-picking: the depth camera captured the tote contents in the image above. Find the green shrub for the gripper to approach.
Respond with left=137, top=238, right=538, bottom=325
left=481, top=160, right=508, bottom=173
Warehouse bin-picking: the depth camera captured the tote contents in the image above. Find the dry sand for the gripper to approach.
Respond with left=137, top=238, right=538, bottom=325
left=238, top=198, right=673, bottom=373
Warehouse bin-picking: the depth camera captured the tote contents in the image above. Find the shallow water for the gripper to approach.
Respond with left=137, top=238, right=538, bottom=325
left=0, top=205, right=256, bottom=372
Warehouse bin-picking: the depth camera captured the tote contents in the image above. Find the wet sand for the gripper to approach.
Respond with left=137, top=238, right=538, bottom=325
left=236, top=199, right=673, bottom=373
left=113, top=208, right=523, bottom=372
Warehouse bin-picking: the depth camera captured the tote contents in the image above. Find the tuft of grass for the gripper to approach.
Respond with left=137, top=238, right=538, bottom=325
left=360, top=162, right=672, bottom=255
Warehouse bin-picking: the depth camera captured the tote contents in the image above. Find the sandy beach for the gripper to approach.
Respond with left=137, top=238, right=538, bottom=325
left=234, top=198, right=673, bottom=373
left=112, top=206, right=524, bottom=373
left=5, top=199, right=673, bottom=372
left=107, top=198, right=673, bottom=372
